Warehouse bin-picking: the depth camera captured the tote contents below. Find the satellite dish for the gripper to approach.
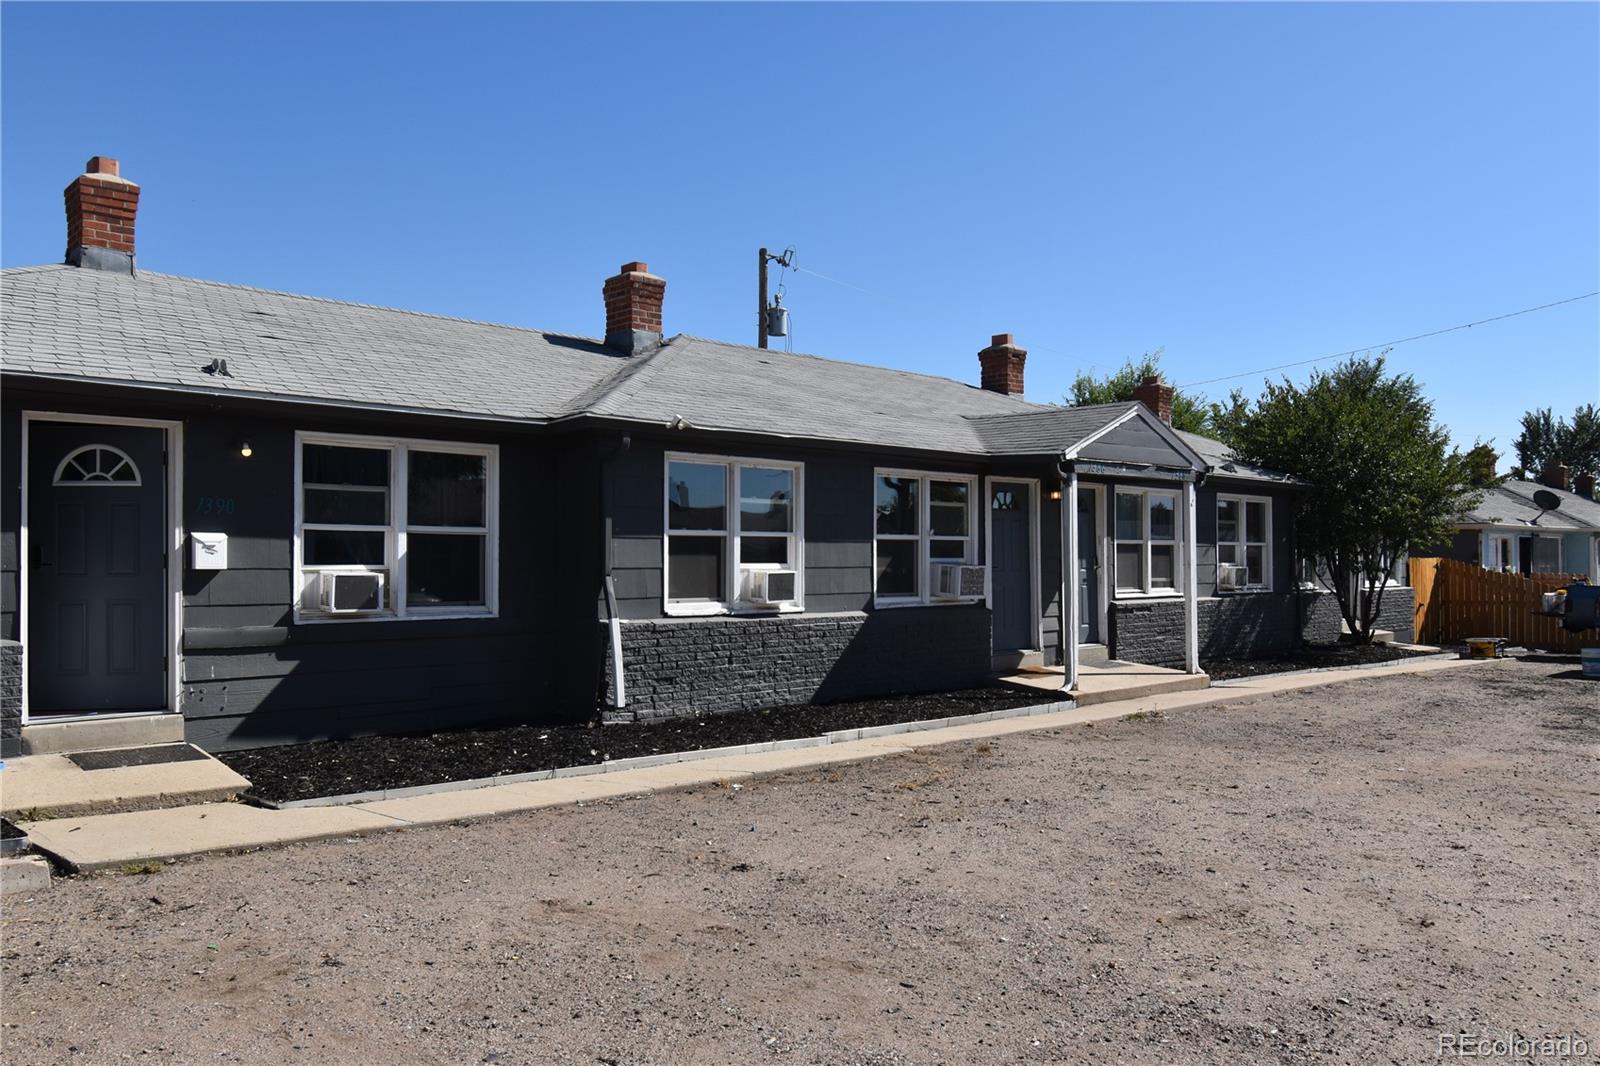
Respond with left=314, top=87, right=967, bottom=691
left=1533, top=489, right=1561, bottom=512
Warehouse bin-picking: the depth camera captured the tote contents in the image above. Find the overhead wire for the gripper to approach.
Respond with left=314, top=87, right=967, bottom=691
left=787, top=261, right=1596, bottom=394
left=1176, top=291, right=1599, bottom=389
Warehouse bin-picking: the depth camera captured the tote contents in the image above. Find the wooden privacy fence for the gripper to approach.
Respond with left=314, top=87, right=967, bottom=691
left=1411, top=557, right=1596, bottom=652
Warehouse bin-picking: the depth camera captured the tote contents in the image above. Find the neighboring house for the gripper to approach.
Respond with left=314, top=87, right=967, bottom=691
left=2, top=157, right=1323, bottom=756
left=1443, top=467, right=1600, bottom=583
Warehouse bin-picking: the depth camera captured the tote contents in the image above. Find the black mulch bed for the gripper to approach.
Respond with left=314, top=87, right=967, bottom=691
left=1203, top=641, right=1437, bottom=681
left=218, top=687, right=1054, bottom=805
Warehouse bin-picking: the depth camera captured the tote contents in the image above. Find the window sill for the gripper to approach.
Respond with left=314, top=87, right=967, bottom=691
left=1112, top=590, right=1183, bottom=601
left=664, top=602, right=806, bottom=618
left=1218, top=587, right=1275, bottom=595
left=873, top=596, right=984, bottom=610
left=293, top=608, right=497, bottom=625
left=664, top=602, right=731, bottom=618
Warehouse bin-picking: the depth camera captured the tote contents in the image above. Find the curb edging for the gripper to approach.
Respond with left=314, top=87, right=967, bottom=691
left=259, top=699, right=1079, bottom=810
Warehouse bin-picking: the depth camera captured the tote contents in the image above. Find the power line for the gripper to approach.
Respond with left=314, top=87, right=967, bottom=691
left=796, top=260, right=1595, bottom=393
left=1177, top=291, right=1600, bottom=389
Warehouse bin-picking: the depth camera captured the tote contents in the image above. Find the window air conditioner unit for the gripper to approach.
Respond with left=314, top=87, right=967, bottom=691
left=1217, top=564, right=1248, bottom=592
left=932, top=563, right=986, bottom=600
left=318, top=571, right=385, bottom=613
left=745, top=568, right=798, bottom=606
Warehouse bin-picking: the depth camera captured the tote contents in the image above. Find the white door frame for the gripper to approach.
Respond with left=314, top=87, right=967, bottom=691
left=19, top=411, right=184, bottom=723
left=983, top=477, right=1042, bottom=652
left=1075, top=481, right=1109, bottom=645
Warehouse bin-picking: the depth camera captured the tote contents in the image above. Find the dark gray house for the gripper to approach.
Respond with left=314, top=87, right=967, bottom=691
left=2, top=157, right=1322, bottom=756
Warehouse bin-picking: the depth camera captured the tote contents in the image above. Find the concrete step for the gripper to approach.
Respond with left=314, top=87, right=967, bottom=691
left=0, top=744, right=248, bottom=818
left=1079, top=643, right=1110, bottom=666
left=1072, top=672, right=1211, bottom=707
left=22, top=713, right=184, bottom=755
left=991, top=649, right=1045, bottom=672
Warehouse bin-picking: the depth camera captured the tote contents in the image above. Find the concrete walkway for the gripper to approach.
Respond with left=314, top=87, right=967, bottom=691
left=19, top=655, right=1482, bottom=872
left=0, top=745, right=248, bottom=817
left=998, top=658, right=1212, bottom=705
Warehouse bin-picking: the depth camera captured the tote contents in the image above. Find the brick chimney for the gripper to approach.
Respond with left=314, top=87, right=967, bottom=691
left=1132, top=375, right=1175, bottom=425
left=978, top=334, right=1026, bottom=395
left=602, top=261, right=666, bottom=356
left=1539, top=461, right=1570, bottom=492
left=65, top=156, right=139, bottom=274
left=1574, top=471, right=1596, bottom=500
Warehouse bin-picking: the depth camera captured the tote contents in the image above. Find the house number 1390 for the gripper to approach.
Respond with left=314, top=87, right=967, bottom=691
left=195, top=496, right=236, bottom=516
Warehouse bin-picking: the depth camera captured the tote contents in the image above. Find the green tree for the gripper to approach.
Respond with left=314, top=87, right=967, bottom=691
left=1212, top=357, right=1483, bottom=642
left=1512, top=404, right=1600, bottom=478
left=1066, top=349, right=1212, bottom=435
left=1462, top=441, right=1505, bottom=489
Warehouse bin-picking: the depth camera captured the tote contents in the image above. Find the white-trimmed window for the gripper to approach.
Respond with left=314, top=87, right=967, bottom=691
left=1216, top=494, right=1271, bottom=590
left=664, top=454, right=802, bottom=615
left=873, top=470, right=977, bottom=604
left=1113, top=487, right=1181, bottom=596
left=294, top=432, right=498, bottom=621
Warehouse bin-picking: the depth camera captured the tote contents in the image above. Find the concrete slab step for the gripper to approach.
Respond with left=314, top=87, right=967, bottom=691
left=21, top=713, right=184, bottom=755
left=0, top=745, right=248, bottom=818
left=1072, top=673, right=1211, bottom=707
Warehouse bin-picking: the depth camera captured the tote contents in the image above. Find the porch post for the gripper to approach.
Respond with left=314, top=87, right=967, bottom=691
left=1184, top=477, right=1200, bottom=674
left=1064, top=467, right=1080, bottom=691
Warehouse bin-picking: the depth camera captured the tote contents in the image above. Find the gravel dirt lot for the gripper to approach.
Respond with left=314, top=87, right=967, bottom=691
left=3, top=657, right=1595, bottom=1065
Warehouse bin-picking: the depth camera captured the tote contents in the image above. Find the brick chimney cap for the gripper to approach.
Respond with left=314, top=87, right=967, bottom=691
left=1141, top=374, right=1164, bottom=387
left=619, top=261, right=649, bottom=274
left=86, top=156, right=119, bottom=176
left=991, top=333, right=1015, bottom=347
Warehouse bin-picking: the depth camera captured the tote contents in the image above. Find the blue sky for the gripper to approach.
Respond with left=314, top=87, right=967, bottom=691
left=3, top=2, right=1595, bottom=464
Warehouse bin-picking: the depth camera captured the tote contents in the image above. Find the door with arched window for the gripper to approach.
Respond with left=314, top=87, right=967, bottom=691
left=27, top=421, right=167, bottom=714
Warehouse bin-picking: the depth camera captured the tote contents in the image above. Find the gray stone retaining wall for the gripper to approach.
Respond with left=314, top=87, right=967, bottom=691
left=1300, top=590, right=1343, bottom=645
left=1111, top=591, right=1381, bottom=668
left=1111, top=595, right=1301, bottom=668
left=603, top=606, right=993, bottom=723
left=1110, top=588, right=1415, bottom=668
left=1368, top=585, right=1416, bottom=643
left=1, top=640, right=21, bottom=758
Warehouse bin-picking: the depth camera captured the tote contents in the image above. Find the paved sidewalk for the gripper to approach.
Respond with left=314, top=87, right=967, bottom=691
left=19, top=655, right=1482, bottom=871
left=0, top=745, right=248, bottom=817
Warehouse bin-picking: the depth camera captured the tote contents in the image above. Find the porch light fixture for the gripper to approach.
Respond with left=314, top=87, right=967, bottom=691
left=1047, top=488, right=1064, bottom=501
left=239, top=441, right=253, bottom=458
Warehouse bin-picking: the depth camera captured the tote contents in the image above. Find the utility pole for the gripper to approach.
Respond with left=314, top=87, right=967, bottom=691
left=757, top=246, right=793, bottom=349
left=759, top=247, right=769, bottom=350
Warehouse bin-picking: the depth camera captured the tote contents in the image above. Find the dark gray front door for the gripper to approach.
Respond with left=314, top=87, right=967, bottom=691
left=991, top=482, right=1032, bottom=651
left=28, top=422, right=167, bottom=714
left=1077, top=488, right=1100, bottom=644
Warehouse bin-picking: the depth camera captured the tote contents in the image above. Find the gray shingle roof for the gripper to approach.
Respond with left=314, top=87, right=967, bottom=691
left=1462, top=481, right=1600, bottom=531
left=0, top=263, right=1298, bottom=472
left=965, top=404, right=1138, bottom=455
left=1175, top=430, right=1303, bottom=485
left=569, top=334, right=1058, bottom=453
left=1, top=264, right=626, bottom=422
